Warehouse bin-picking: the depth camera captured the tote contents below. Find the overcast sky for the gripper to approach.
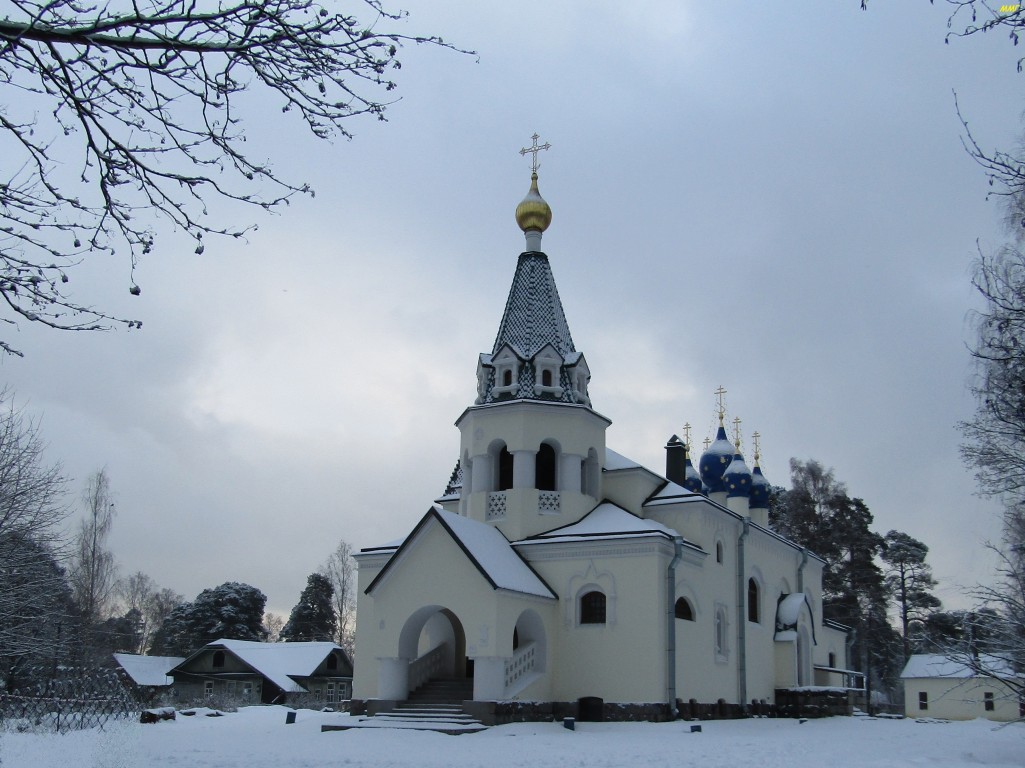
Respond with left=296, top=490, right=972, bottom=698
left=2, top=2, right=1021, bottom=618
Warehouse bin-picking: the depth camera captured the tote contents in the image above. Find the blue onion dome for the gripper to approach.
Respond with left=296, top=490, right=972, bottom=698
left=699, top=424, right=735, bottom=494
left=684, top=445, right=703, bottom=494
left=723, top=452, right=752, bottom=498
left=749, top=462, right=770, bottom=509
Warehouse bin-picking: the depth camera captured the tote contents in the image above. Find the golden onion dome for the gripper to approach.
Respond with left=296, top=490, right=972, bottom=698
left=515, top=172, right=552, bottom=233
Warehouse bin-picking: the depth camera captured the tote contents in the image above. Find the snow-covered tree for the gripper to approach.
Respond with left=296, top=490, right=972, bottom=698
left=281, top=573, right=335, bottom=642
left=0, top=531, right=75, bottom=690
left=149, top=581, right=267, bottom=655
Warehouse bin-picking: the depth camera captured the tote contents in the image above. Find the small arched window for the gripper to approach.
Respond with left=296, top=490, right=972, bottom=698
left=326, top=652, right=338, bottom=671
left=542, top=369, right=553, bottom=387
left=536, top=443, right=556, bottom=491
left=212, top=650, right=225, bottom=668
left=716, top=541, right=724, bottom=564
left=503, top=369, right=513, bottom=387
left=580, top=590, right=607, bottom=625
left=828, top=652, right=836, bottom=668
left=674, top=597, right=694, bottom=621
left=747, top=578, right=760, bottom=623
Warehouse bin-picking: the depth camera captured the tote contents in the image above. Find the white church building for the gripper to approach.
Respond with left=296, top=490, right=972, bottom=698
left=351, top=150, right=850, bottom=723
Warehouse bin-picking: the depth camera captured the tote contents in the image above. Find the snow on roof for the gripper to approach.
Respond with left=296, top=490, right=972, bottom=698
left=432, top=509, right=555, bottom=598
left=604, top=448, right=644, bottom=471
left=526, top=502, right=678, bottom=542
left=900, top=653, right=1019, bottom=680
left=644, top=479, right=703, bottom=506
left=113, top=653, right=183, bottom=687
left=207, top=640, right=345, bottom=693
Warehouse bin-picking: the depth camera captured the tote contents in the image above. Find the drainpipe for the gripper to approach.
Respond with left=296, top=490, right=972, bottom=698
left=736, top=517, right=750, bottom=711
left=797, top=547, right=808, bottom=594
left=666, top=536, right=684, bottom=716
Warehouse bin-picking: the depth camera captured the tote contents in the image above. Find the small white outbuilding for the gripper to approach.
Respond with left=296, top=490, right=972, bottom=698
left=900, top=653, right=1023, bottom=722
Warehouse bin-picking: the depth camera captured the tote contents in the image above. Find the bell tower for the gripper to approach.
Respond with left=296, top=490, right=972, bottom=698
left=455, top=136, right=610, bottom=540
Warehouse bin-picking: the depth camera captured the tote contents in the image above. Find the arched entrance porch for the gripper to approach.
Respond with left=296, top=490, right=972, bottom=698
left=378, top=605, right=470, bottom=701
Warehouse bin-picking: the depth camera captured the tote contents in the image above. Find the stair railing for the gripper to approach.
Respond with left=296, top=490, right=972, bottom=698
left=503, top=641, right=536, bottom=692
left=407, top=643, right=447, bottom=693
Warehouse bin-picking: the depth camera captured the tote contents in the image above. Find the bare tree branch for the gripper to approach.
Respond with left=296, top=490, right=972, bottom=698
left=0, top=0, right=472, bottom=354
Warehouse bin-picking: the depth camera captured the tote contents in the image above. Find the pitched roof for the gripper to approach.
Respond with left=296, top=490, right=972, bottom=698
left=492, top=252, right=575, bottom=360
left=524, top=501, right=679, bottom=543
left=171, top=640, right=349, bottom=693
left=113, top=653, right=183, bottom=686
left=900, top=653, right=1019, bottom=680
left=366, top=506, right=556, bottom=599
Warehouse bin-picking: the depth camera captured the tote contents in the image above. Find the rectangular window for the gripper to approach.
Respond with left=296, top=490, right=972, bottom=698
left=243, top=682, right=253, bottom=698
left=204, top=681, right=214, bottom=697
left=984, top=692, right=995, bottom=712
left=326, top=683, right=336, bottom=704
left=918, top=691, right=928, bottom=711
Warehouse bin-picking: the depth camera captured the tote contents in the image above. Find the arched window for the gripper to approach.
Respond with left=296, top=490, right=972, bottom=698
left=580, top=590, right=607, bottom=625
left=714, top=607, right=727, bottom=657
left=542, top=369, right=553, bottom=387
left=212, top=650, right=225, bottom=668
left=326, top=653, right=338, bottom=671
left=716, top=541, right=724, bottom=564
left=503, top=369, right=513, bottom=387
left=674, top=597, right=694, bottom=621
left=536, top=443, right=557, bottom=491
left=828, top=652, right=836, bottom=668
left=498, top=447, right=514, bottom=491
left=513, top=628, right=520, bottom=650
left=747, top=578, right=760, bottom=623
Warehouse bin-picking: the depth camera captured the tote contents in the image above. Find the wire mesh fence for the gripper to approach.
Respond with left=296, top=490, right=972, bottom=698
left=0, top=666, right=139, bottom=733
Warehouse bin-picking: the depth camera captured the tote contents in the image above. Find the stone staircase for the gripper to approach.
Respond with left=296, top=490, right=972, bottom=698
left=323, top=678, right=486, bottom=735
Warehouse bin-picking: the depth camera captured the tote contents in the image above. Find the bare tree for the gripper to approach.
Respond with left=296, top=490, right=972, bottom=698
left=69, top=469, right=118, bottom=628
left=322, top=539, right=356, bottom=656
left=0, top=391, right=73, bottom=688
left=0, top=0, right=470, bottom=355
left=117, top=570, right=157, bottom=652
left=264, top=612, right=285, bottom=642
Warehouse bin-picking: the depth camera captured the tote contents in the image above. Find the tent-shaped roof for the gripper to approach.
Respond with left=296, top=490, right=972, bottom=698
left=366, top=506, right=556, bottom=599
left=492, top=252, right=575, bottom=360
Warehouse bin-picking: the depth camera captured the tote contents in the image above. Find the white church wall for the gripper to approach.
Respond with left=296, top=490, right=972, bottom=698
left=526, top=540, right=673, bottom=704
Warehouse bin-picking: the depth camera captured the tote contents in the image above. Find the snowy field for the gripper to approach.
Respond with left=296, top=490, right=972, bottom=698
left=1, top=707, right=1021, bottom=768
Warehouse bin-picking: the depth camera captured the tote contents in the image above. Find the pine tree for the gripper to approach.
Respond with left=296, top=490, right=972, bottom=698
left=882, top=530, right=942, bottom=662
left=771, top=459, right=898, bottom=708
left=148, top=582, right=267, bottom=655
left=281, top=573, right=336, bottom=643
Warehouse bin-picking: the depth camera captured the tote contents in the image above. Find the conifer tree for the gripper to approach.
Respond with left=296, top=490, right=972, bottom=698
left=882, top=530, right=942, bottom=662
left=281, top=573, right=336, bottom=643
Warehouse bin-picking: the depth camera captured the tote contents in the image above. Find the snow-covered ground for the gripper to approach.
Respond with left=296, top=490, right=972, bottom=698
left=1, top=707, right=1020, bottom=768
